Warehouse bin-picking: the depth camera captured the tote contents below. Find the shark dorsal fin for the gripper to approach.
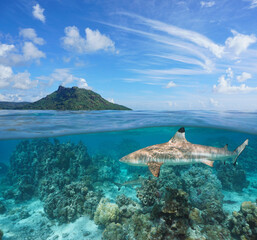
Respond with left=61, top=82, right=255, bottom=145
left=170, top=127, right=187, bottom=142
left=223, top=144, right=228, bottom=151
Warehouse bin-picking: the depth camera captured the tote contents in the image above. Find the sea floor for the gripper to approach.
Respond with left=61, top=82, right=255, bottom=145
left=223, top=172, right=257, bottom=213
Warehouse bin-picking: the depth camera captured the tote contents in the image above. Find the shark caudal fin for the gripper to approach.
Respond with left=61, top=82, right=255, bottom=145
left=233, top=139, right=248, bottom=166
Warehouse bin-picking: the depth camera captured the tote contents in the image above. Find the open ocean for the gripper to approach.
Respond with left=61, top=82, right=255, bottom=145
left=0, top=110, right=256, bottom=240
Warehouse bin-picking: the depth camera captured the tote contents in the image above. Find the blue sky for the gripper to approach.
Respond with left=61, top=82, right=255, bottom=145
left=1, top=0, right=257, bottom=110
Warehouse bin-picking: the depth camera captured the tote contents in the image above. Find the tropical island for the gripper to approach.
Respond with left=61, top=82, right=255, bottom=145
left=0, top=86, right=131, bottom=111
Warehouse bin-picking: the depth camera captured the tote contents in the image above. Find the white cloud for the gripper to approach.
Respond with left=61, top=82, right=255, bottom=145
left=107, top=98, right=115, bottom=103
left=165, top=81, right=176, bottom=88
left=41, top=68, right=92, bottom=89
left=12, top=71, right=38, bottom=89
left=200, top=1, right=215, bottom=8
left=213, top=68, right=257, bottom=94
left=62, top=26, right=115, bottom=53
left=77, top=78, right=91, bottom=89
left=0, top=43, right=15, bottom=57
left=0, top=64, right=37, bottom=90
left=237, top=72, right=252, bottom=82
left=32, top=4, right=45, bottom=23
left=209, top=98, right=218, bottom=107
left=0, top=93, right=23, bottom=102
left=22, top=42, right=45, bottom=61
left=225, top=30, right=256, bottom=56
left=0, top=64, right=12, bottom=88
left=19, top=28, right=45, bottom=45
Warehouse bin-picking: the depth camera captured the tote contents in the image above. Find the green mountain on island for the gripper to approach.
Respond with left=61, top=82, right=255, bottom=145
left=0, top=86, right=131, bottom=110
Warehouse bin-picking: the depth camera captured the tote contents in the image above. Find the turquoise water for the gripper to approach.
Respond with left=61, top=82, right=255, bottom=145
left=0, top=111, right=256, bottom=239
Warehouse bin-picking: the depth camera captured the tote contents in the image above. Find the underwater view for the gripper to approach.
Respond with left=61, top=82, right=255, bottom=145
left=0, top=110, right=256, bottom=240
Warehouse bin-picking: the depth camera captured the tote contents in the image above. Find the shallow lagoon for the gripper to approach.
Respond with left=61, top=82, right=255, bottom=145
left=0, top=111, right=256, bottom=240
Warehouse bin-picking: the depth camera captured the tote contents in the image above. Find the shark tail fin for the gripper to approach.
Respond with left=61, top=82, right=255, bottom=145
left=233, top=139, right=248, bottom=166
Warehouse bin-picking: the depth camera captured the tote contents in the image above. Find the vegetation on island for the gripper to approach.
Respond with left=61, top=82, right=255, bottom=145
left=0, top=86, right=131, bottom=110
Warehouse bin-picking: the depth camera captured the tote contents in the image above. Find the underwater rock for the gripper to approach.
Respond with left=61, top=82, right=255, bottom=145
left=216, top=163, right=249, bottom=192
left=136, top=178, right=160, bottom=206
left=102, top=223, right=126, bottom=240
left=94, top=198, right=120, bottom=226
left=182, top=166, right=225, bottom=223
left=228, top=201, right=257, bottom=240
left=0, top=229, right=3, bottom=240
left=0, top=200, right=6, bottom=214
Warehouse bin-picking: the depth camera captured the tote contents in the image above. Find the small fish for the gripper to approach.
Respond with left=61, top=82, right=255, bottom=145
left=114, top=176, right=144, bottom=190
left=120, top=127, right=248, bottom=177
left=223, top=200, right=237, bottom=205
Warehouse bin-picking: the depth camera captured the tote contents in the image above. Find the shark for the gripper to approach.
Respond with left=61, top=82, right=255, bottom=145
left=120, top=127, right=248, bottom=177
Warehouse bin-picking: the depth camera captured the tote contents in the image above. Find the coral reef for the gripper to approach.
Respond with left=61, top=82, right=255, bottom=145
left=228, top=201, right=257, bottom=240
left=116, top=194, right=140, bottom=221
left=0, top=162, right=8, bottom=175
left=102, top=223, right=126, bottom=240
left=151, top=187, right=191, bottom=239
left=182, top=166, right=225, bottom=223
left=216, top=163, right=249, bottom=192
left=6, top=139, right=90, bottom=202
left=0, top=200, right=6, bottom=214
left=136, top=178, right=160, bottom=206
left=3, top=139, right=105, bottom=224
left=43, top=181, right=89, bottom=223
left=84, top=191, right=103, bottom=219
left=94, top=198, right=120, bottom=226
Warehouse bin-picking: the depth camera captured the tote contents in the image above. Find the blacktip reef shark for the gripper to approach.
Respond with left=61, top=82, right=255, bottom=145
left=120, top=127, right=249, bottom=177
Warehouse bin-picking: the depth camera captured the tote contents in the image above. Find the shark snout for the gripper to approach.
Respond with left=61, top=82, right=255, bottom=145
left=120, top=156, right=129, bottom=163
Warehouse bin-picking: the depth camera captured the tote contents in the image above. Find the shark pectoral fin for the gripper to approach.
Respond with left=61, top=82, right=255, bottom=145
left=147, top=162, right=163, bottom=178
left=200, top=159, right=214, bottom=167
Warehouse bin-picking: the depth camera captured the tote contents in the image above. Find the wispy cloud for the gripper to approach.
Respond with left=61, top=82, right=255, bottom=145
left=102, top=12, right=257, bottom=94
left=200, top=1, right=215, bottom=8
left=165, top=81, right=176, bottom=88
left=247, top=0, right=257, bottom=9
